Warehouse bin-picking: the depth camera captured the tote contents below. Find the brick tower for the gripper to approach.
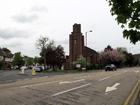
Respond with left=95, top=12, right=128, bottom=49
left=69, top=24, right=85, bottom=69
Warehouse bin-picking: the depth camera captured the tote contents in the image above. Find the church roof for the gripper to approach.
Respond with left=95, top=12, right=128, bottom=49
left=85, top=46, right=98, bottom=56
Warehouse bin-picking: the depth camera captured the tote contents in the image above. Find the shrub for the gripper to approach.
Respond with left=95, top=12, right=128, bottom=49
left=0, top=60, right=4, bottom=70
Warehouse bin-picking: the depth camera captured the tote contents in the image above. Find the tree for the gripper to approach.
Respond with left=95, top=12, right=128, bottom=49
left=12, top=52, right=25, bottom=68
left=123, top=51, right=134, bottom=66
left=44, top=45, right=65, bottom=70
left=117, top=47, right=128, bottom=54
left=34, top=56, right=40, bottom=65
left=99, top=49, right=123, bottom=65
left=36, top=36, right=54, bottom=70
left=72, top=55, right=90, bottom=69
left=106, top=0, right=140, bottom=44
left=27, top=58, right=33, bottom=65
left=104, top=45, right=113, bottom=51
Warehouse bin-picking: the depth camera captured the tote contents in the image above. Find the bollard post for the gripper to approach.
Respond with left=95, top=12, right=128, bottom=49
left=20, top=68, right=24, bottom=74
left=32, top=68, right=36, bottom=75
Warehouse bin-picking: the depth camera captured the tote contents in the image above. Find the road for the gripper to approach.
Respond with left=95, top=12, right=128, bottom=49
left=0, top=67, right=140, bottom=105
left=0, top=69, right=67, bottom=84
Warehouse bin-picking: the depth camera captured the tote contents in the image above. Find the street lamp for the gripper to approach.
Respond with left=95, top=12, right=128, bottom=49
left=85, top=30, right=92, bottom=71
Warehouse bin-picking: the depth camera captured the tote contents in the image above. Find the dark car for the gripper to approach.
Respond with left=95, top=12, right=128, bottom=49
left=105, top=64, right=117, bottom=71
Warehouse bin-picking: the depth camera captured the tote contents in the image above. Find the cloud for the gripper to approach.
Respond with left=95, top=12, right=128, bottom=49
left=11, top=13, right=39, bottom=23
left=30, top=6, right=48, bottom=13
left=0, top=28, right=29, bottom=39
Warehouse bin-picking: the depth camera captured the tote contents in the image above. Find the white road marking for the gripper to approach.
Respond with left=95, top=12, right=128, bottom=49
left=40, top=76, right=48, bottom=78
left=123, top=70, right=128, bottom=73
left=24, top=78, right=30, bottom=80
left=115, top=73, right=121, bottom=76
left=105, top=83, right=120, bottom=93
left=17, top=79, right=21, bottom=81
left=51, top=83, right=91, bottom=97
left=99, top=76, right=111, bottom=81
left=135, top=70, right=140, bottom=73
left=59, top=79, right=85, bottom=84
left=74, top=75, right=90, bottom=79
left=5, top=80, right=13, bottom=82
left=20, top=81, right=61, bottom=88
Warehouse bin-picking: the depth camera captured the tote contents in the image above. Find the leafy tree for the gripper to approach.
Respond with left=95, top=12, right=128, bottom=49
left=117, top=47, right=128, bottom=54
left=36, top=36, right=54, bottom=70
left=27, top=58, right=33, bottom=65
left=34, top=56, right=40, bottom=65
left=104, top=45, right=113, bottom=51
left=12, top=52, right=25, bottom=68
left=123, top=51, right=134, bottom=66
left=99, top=49, right=123, bottom=65
left=106, top=0, right=140, bottom=44
left=133, top=55, right=139, bottom=66
left=72, top=55, right=90, bottom=69
left=44, top=45, right=65, bottom=70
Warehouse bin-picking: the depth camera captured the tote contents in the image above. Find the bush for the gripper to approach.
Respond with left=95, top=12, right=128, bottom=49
left=95, top=64, right=99, bottom=70
left=0, top=60, right=4, bottom=70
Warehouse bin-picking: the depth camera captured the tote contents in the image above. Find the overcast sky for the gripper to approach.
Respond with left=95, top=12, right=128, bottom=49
left=0, top=0, right=140, bottom=58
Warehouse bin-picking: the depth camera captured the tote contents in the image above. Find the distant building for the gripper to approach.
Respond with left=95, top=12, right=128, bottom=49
left=0, top=49, right=14, bottom=68
left=65, top=23, right=101, bottom=70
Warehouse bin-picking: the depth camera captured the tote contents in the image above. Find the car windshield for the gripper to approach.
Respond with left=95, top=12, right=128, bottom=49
left=106, top=64, right=111, bottom=66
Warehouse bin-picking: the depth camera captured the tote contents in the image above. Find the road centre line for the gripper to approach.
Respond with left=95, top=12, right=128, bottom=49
left=51, top=83, right=91, bottom=97
left=5, top=80, right=13, bottom=82
left=74, top=75, right=90, bottom=79
left=20, top=81, right=61, bottom=88
left=59, top=79, right=85, bottom=84
left=99, top=76, right=111, bottom=81
left=115, top=73, right=121, bottom=76
left=123, top=70, right=128, bottom=73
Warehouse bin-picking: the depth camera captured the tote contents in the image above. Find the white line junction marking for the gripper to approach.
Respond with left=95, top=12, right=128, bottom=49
left=51, top=83, right=91, bottom=97
left=105, top=83, right=120, bottom=93
left=59, top=79, right=85, bottom=84
left=99, top=76, right=111, bottom=81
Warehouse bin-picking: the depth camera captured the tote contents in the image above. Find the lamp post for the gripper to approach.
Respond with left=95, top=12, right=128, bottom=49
left=85, top=30, right=92, bottom=71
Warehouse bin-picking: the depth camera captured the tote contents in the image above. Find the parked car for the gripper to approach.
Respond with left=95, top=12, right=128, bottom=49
left=105, top=64, right=116, bottom=71
left=20, top=66, right=28, bottom=70
left=33, top=66, right=44, bottom=72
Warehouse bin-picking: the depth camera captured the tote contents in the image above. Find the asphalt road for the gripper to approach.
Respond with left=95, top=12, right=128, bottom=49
left=0, top=69, right=68, bottom=84
left=0, top=67, right=140, bottom=105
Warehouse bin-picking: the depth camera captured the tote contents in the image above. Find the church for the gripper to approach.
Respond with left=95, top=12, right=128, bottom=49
left=65, top=23, right=100, bottom=70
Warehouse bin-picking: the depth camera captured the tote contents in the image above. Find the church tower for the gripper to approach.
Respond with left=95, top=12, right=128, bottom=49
left=69, top=24, right=84, bottom=69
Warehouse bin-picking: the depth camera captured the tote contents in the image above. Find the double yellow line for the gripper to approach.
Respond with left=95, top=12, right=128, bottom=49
left=124, top=79, right=140, bottom=105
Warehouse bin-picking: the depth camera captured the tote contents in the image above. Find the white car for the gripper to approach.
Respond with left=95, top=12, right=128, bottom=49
left=34, top=66, right=44, bottom=72
left=20, top=66, right=28, bottom=70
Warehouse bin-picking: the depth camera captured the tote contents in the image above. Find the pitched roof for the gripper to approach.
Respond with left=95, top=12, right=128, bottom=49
left=85, top=46, right=98, bottom=56
left=0, top=51, right=14, bottom=58
left=0, top=51, right=4, bottom=56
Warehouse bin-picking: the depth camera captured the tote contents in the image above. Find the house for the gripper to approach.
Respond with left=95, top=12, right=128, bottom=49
left=0, top=49, right=14, bottom=68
